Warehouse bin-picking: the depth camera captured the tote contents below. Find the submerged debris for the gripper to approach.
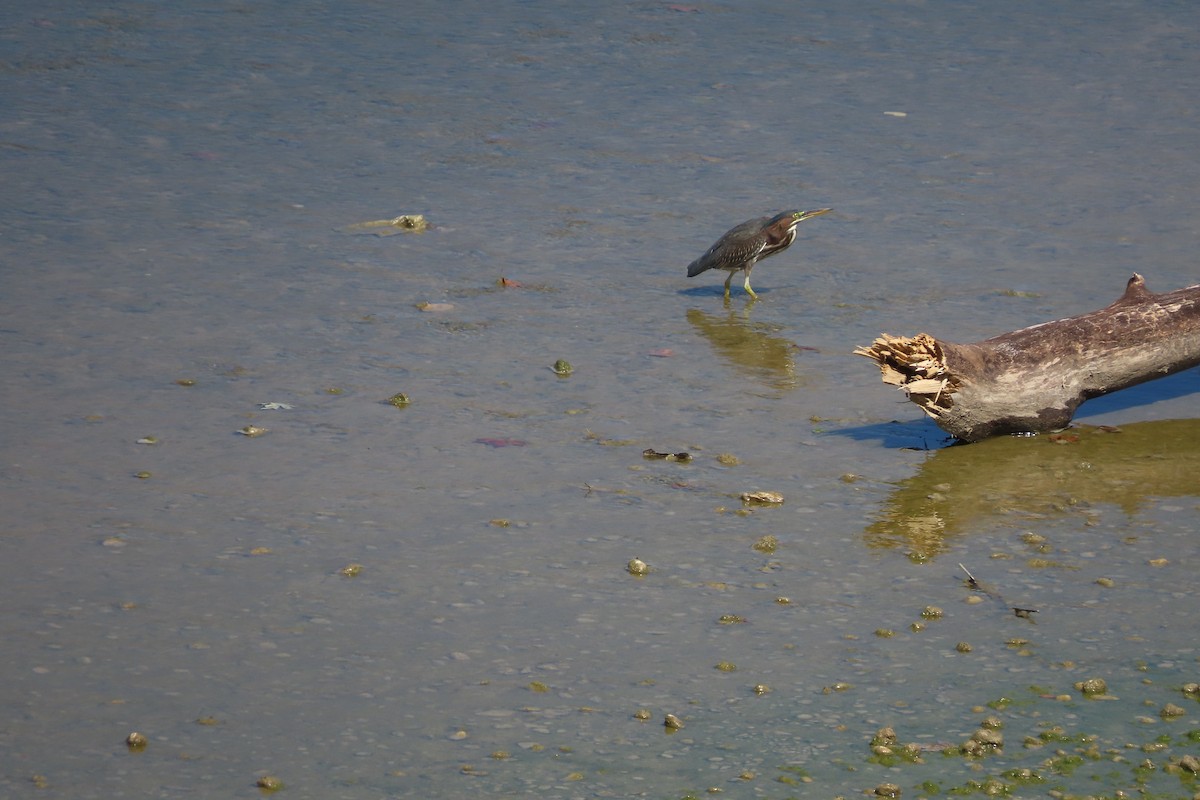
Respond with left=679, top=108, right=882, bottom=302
left=642, top=448, right=692, bottom=461
left=872, top=727, right=898, bottom=747
left=868, top=727, right=933, bottom=765
left=125, top=732, right=147, bottom=751
left=740, top=490, right=784, bottom=506
left=255, top=774, right=283, bottom=792
left=583, top=430, right=638, bottom=447
left=386, top=393, right=411, bottom=408
left=1160, top=703, right=1186, bottom=719
left=664, top=713, right=685, bottom=730
left=961, top=726, right=1004, bottom=756
left=626, top=558, right=649, bottom=576
left=238, top=426, right=268, bottom=437
left=1074, top=677, right=1109, bottom=697
left=752, top=535, right=778, bottom=553
left=340, top=214, right=428, bottom=235
left=1177, top=754, right=1200, bottom=773
left=551, top=359, right=574, bottom=376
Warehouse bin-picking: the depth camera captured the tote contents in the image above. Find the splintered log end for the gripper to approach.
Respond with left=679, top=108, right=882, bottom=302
left=854, top=333, right=959, bottom=417
left=856, top=276, right=1200, bottom=442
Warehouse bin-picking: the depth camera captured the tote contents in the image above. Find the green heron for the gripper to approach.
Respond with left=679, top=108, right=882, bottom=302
left=686, top=208, right=832, bottom=299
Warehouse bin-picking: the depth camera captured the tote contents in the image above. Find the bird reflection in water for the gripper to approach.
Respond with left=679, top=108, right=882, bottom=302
left=685, top=307, right=815, bottom=392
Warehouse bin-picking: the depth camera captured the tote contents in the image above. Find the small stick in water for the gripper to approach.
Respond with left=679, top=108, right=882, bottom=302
left=958, top=562, right=980, bottom=591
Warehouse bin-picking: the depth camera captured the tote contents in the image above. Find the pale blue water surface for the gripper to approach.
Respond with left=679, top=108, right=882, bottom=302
left=2, top=1, right=1199, bottom=798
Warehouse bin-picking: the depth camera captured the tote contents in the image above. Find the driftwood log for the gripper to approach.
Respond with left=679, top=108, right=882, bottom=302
left=855, top=274, right=1200, bottom=442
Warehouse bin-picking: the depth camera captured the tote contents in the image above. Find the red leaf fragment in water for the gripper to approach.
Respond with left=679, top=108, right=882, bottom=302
left=647, top=348, right=674, bottom=357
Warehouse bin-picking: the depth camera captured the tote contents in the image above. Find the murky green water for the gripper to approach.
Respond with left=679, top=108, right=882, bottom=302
left=2, top=1, right=1198, bottom=798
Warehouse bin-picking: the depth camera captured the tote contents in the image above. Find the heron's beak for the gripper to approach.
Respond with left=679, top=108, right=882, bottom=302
left=797, top=208, right=832, bottom=222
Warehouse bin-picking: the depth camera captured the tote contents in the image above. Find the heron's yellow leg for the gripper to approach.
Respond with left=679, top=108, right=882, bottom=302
left=743, top=274, right=758, bottom=299
left=723, top=272, right=734, bottom=300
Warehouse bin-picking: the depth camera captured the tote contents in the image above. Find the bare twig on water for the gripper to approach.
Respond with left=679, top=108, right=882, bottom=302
left=959, top=562, right=1038, bottom=622
left=958, top=562, right=980, bottom=591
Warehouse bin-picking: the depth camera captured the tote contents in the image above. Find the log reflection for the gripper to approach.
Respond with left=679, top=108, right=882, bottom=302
left=866, top=419, right=1200, bottom=556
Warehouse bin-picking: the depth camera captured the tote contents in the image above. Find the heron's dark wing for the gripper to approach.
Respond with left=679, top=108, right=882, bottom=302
left=686, top=217, right=769, bottom=276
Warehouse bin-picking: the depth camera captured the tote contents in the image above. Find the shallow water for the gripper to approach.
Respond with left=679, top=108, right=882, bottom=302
left=2, top=1, right=1199, bottom=797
